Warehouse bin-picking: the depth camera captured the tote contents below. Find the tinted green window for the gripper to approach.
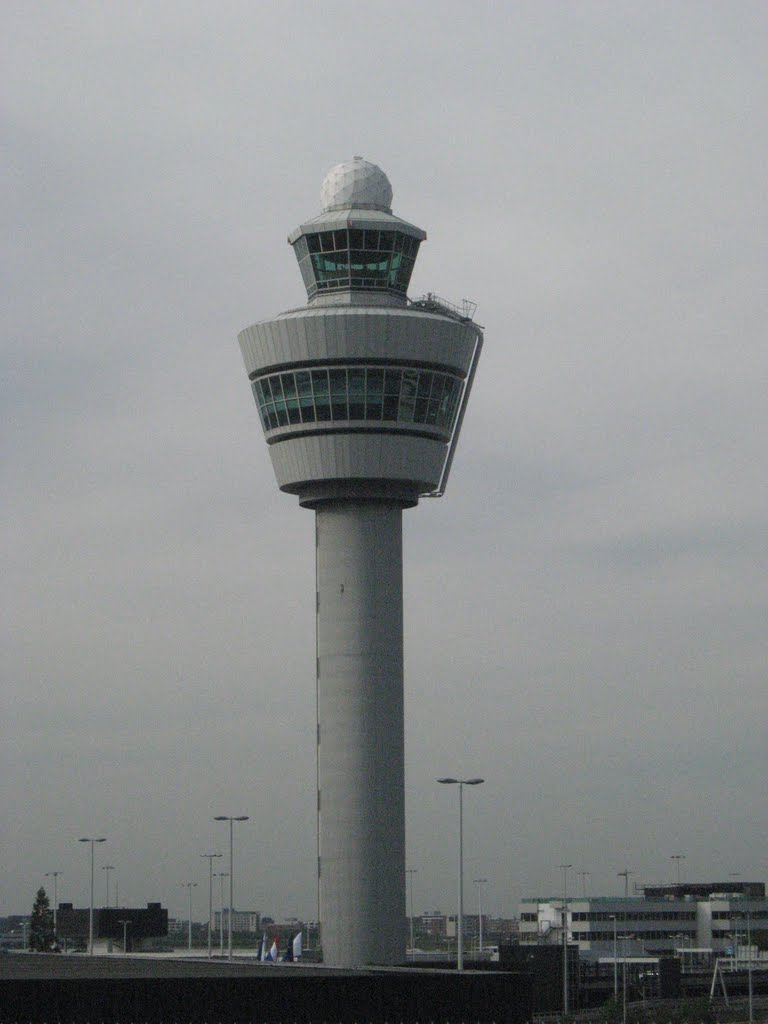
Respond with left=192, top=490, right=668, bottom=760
left=399, top=370, right=418, bottom=423
left=366, top=368, right=383, bottom=420
left=348, top=368, right=365, bottom=419
left=253, top=365, right=463, bottom=435
left=295, top=371, right=314, bottom=422
left=383, top=369, right=401, bottom=420
left=281, top=373, right=301, bottom=424
left=295, top=231, right=420, bottom=297
left=329, top=368, right=348, bottom=420
left=311, top=369, right=331, bottom=421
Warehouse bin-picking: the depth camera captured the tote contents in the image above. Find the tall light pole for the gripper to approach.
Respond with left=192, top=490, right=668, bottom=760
left=102, top=865, right=115, bottom=908
left=437, top=777, right=484, bottom=970
left=118, top=919, right=131, bottom=954
left=78, top=837, right=106, bottom=955
left=201, top=853, right=222, bottom=958
left=214, top=815, right=249, bottom=960
left=473, top=878, right=487, bottom=953
left=616, top=868, right=633, bottom=1023
left=44, top=871, right=62, bottom=943
left=560, top=864, right=572, bottom=1013
left=215, top=872, right=229, bottom=957
left=182, top=882, right=197, bottom=951
left=610, top=914, right=618, bottom=998
left=747, top=911, right=754, bottom=1024
left=406, top=868, right=417, bottom=960
left=671, top=854, right=685, bottom=886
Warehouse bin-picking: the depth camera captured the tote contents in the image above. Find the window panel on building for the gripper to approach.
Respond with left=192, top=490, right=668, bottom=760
left=252, top=364, right=464, bottom=436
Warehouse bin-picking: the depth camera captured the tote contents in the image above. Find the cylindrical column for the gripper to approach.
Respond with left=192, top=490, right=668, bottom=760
left=315, top=500, right=406, bottom=965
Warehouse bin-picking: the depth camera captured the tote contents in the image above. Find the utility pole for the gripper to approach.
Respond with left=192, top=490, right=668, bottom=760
left=670, top=854, right=685, bottom=886
left=560, top=864, right=572, bottom=1013
left=44, top=871, right=62, bottom=943
left=406, top=868, right=417, bottom=960
left=201, top=853, right=222, bottom=958
left=617, top=869, right=634, bottom=898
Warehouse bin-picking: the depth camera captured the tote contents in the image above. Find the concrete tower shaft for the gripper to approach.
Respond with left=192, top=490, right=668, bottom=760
left=315, top=502, right=404, bottom=964
left=237, top=159, right=482, bottom=966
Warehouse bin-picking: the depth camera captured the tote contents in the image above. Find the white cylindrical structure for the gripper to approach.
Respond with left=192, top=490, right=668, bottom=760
left=237, top=158, right=482, bottom=967
left=316, top=501, right=405, bottom=964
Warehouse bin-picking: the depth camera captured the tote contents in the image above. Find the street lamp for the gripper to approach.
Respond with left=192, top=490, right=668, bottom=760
left=182, top=882, right=198, bottom=951
left=102, top=865, right=115, bottom=908
left=406, top=868, right=417, bottom=961
left=437, top=777, right=484, bottom=971
left=201, top=853, right=222, bottom=958
left=560, top=864, right=572, bottom=1013
left=214, top=872, right=229, bottom=957
left=747, top=911, right=754, bottom=1024
left=610, top=914, right=618, bottom=998
left=671, top=854, right=685, bottom=886
left=44, top=871, right=62, bottom=944
left=622, top=930, right=633, bottom=1024
left=473, top=878, right=487, bottom=953
left=118, top=919, right=131, bottom=954
left=214, top=815, right=249, bottom=960
left=78, top=838, right=106, bottom=955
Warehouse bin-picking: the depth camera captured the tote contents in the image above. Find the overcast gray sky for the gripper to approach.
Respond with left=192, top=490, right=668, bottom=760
left=3, top=1, right=767, bottom=923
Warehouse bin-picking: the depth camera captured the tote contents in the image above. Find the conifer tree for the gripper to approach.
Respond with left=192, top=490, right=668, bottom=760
left=29, top=886, right=55, bottom=951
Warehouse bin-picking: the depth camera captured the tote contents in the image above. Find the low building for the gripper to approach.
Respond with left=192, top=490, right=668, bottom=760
left=213, top=909, right=260, bottom=934
left=56, top=902, right=168, bottom=950
left=520, top=882, right=767, bottom=960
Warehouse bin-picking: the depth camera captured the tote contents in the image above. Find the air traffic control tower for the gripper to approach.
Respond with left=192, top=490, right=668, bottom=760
left=237, top=158, right=483, bottom=966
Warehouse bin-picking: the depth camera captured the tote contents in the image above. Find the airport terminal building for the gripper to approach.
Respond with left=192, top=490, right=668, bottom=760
left=520, top=882, right=768, bottom=959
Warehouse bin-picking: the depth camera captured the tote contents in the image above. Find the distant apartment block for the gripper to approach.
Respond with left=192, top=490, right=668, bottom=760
left=213, top=909, right=261, bottom=934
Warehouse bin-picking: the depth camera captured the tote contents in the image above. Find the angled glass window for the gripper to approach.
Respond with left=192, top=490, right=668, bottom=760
left=295, top=370, right=314, bottom=423
left=329, top=368, right=348, bottom=420
left=365, top=368, right=384, bottom=420
left=252, top=365, right=463, bottom=435
left=399, top=370, right=418, bottom=423
left=311, top=369, right=331, bottom=421
left=294, top=231, right=421, bottom=298
left=348, top=368, right=366, bottom=419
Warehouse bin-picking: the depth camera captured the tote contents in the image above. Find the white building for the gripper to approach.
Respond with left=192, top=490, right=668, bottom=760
left=213, top=909, right=260, bottom=934
left=520, top=882, right=767, bottom=960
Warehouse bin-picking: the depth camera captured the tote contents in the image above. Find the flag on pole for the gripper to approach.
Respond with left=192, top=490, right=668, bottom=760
left=267, top=937, right=278, bottom=962
left=292, top=931, right=302, bottom=961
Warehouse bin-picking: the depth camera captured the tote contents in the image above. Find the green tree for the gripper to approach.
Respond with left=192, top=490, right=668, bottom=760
left=29, top=886, right=55, bottom=951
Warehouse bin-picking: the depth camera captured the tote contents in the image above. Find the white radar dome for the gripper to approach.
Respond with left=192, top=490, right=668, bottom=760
left=321, top=157, right=393, bottom=213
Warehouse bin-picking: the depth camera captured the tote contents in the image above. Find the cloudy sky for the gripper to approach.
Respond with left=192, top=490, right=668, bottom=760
left=3, top=2, right=767, bottom=923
